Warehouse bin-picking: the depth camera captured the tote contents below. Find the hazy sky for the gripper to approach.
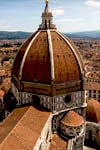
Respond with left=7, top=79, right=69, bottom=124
left=0, top=0, right=100, bottom=32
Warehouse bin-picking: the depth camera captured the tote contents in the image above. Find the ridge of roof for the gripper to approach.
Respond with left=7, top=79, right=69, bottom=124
left=0, top=106, right=51, bottom=150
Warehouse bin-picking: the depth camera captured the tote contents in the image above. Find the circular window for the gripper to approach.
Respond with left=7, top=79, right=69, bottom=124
left=64, top=95, right=71, bottom=103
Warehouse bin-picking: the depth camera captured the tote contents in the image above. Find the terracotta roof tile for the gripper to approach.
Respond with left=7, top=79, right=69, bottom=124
left=0, top=106, right=50, bottom=150
left=50, top=134, right=68, bottom=150
left=61, top=111, right=84, bottom=127
left=0, top=106, right=29, bottom=144
left=51, top=31, right=81, bottom=83
left=84, top=82, right=100, bottom=91
left=22, top=31, right=51, bottom=83
left=86, top=98, right=100, bottom=123
left=12, top=32, right=37, bottom=79
left=12, top=30, right=83, bottom=95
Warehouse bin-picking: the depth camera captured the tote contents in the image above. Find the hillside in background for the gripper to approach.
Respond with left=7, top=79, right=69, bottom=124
left=66, top=31, right=100, bottom=39
left=0, top=30, right=100, bottom=39
left=0, top=31, right=32, bottom=40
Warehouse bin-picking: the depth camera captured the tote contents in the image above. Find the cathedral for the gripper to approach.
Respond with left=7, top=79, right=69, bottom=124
left=0, top=0, right=100, bottom=150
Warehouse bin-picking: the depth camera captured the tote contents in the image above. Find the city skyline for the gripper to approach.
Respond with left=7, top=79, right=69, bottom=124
left=0, top=0, right=100, bottom=33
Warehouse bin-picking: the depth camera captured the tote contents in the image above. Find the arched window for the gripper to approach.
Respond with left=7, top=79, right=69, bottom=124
left=49, top=20, right=50, bottom=28
left=64, top=95, right=71, bottom=103
left=89, top=130, right=92, bottom=141
left=45, top=20, right=47, bottom=28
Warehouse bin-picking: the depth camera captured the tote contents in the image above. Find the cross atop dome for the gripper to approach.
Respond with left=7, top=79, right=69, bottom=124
left=39, top=0, right=56, bottom=30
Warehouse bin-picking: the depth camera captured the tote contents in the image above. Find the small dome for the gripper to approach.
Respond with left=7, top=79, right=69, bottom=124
left=61, top=111, right=84, bottom=127
left=86, top=98, right=100, bottom=123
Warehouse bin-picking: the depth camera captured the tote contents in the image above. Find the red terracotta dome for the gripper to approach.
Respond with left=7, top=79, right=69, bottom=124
left=61, top=110, right=84, bottom=127
left=12, top=2, right=84, bottom=96
left=86, top=98, right=100, bottom=123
